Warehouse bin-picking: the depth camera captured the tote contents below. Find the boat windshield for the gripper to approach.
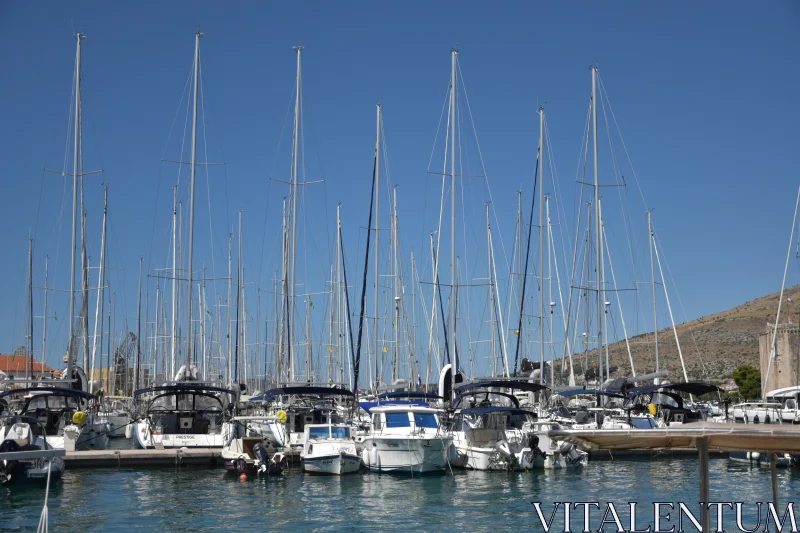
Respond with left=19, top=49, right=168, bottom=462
left=413, top=413, right=438, bottom=429
left=630, top=417, right=658, bottom=429
left=308, top=426, right=351, bottom=439
left=331, top=426, right=350, bottom=438
left=149, top=392, right=223, bottom=412
left=385, top=412, right=411, bottom=428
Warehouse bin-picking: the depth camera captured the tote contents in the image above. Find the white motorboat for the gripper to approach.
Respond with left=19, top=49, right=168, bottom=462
left=360, top=405, right=452, bottom=474
left=450, top=407, right=535, bottom=471
left=0, top=414, right=66, bottom=484
left=252, top=386, right=355, bottom=457
left=529, top=421, right=586, bottom=469
left=221, top=417, right=287, bottom=476
left=301, top=423, right=360, bottom=475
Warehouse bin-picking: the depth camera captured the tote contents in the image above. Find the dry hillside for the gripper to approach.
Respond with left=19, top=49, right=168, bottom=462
left=566, top=285, right=800, bottom=383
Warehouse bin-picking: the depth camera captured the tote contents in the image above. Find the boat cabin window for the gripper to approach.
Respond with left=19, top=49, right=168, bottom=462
left=413, top=413, right=438, bottom=429
left=151, top=395, right=176, bottom=411
left=331, top=426, right=350, bottom=439
left=177, top=394, right=194, bottom=411
left=630, top=417, right=658, bottom=429
left=26, top=396, right=48, bottom=411
left=372, top=414, right=383, bottom=431
left=785, top=398, right=797, bottom=411
left=47, top=396, right=79, bottom=410
left=385, top=412, right=411, bottom=428
left=308, top=426, right=330, bottom=439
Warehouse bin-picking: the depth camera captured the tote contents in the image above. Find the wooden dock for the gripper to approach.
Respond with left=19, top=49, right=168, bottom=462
left=64, top=448, right=221, bottom=468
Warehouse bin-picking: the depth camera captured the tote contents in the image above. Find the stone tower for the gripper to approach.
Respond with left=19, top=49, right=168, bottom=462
left=759, top=321, right=800, bottom=392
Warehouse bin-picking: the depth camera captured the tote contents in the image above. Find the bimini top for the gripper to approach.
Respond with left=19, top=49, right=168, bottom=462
left=0, top=386, right=96, bottom=401
left=377, top=391, right=442, bottom=400
left=454, top=390, right=520, bottom=409
left=627, top=382, right=721, bottom=397
left=557, top=389, right=626, bottom=399
left=456, top=380, right=549, bottom=394
left=458, top=407, right=537, bottom=417
left=252, top=386, right=355, bottom=402
left=133, top=384, right=238, bottom=398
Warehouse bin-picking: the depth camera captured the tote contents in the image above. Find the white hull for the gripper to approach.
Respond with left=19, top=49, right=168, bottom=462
left=44, top=422, right=110, bottom=451
left=133, top=420, right=231, bottom=449
left=361, top=436, right=450, bottom=474
left=302, top=453, right=361, bottom=475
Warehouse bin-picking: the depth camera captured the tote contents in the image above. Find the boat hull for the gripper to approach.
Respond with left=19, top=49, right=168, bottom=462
left=133, top=421, right=230, bottom=449
left=302, top=453, right=361, bottom=475
left=361, top=436, right=451, bottom=474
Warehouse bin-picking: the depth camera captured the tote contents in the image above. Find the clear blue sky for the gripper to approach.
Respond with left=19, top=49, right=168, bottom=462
left=0, top=2, right=798, bottom=380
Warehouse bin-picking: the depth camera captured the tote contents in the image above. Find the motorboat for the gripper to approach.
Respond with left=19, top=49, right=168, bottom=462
left=449, top=407, right=536, bottom=471
left=221, top=416, right=287, bottom=476
left=301, top=423, right=360, bottom=475
left=0, top=414, right=66, bottom=484
left=251, top=386, right=355, bottom=458
left=360, top=404, right=452, bottom=474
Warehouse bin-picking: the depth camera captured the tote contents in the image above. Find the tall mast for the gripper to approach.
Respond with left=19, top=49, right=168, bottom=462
left=278, top=199, right=287, bottom=382
left=373, top=102, right=381, bottom=390
left=393, top=187, right=400, bottom=383
left=335, top=204, right=342, bottom=384
left=135, top=257, right=143, bottom=389
left=305, top=297, right=312, bottom=382
left=227, top=233, right=232, bottom=382
left=449, top=48, right=458, bottom=401
left=66, top=33, right=84, bottom=381
left=42, top=256, right=49, bottom=374
left=170, top=187, right=177, bottom=378
left=288, top=46, right=303, bottom=383
left=486, top=205, right=495, bottom=376
left=185, top=31, right=202, bottom=371
left=26, top=238, right=33, bottom=380
left=538, top=106, right=545, bottom=385
left=546, top=196, right=555, bottom=384
left=90, top=187, right=108, bottom=392
left=234, top=210, right=242, bottom=384
left=648, top=209, right=659, bottom=382
left=591, top=66, right=603, bottom=385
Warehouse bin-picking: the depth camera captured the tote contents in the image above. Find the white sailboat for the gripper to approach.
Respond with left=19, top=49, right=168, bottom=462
left=131, top=32, right=239, bottom=448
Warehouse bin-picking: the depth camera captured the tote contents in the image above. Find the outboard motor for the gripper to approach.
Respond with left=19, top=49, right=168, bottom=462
left=558, top=440, right=583, bottom=465
left=253, top=442, right=269, bottom=473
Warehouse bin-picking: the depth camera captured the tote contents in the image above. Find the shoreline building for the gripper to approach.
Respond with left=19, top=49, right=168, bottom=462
left=760, top=321, right=800, bottom=392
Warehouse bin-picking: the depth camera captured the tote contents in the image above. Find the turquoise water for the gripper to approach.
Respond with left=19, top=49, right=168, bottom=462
left=2, top=457, right=798, bottom=532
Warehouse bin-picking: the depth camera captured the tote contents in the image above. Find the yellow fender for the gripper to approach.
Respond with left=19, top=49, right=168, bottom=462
left=276, top=410, right=288, bottom=424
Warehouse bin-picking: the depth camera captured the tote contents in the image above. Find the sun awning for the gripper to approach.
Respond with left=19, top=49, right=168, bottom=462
left=547, top=421, right=800, bottom=453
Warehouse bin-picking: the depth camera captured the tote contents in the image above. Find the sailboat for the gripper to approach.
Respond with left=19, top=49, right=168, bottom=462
left=131, top=32, right=239, bottom=449
left=1, top=33, right=112, bottom=453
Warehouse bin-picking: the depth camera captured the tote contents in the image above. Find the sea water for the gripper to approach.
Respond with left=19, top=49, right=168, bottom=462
left=1, top=456, right=798, bottom=532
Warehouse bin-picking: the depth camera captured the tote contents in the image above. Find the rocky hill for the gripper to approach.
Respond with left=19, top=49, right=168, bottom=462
left=565, top=285, right=800, bottom=383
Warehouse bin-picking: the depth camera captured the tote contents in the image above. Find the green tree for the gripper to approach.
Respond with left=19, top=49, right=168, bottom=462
left=732, top=364, right=761, bottom=399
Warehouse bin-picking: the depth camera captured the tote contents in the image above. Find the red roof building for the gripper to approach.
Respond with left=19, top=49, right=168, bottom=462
left=0, top=355, right=55, bottom=375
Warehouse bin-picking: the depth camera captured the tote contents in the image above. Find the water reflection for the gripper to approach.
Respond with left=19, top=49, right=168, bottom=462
left=0, top=458, right=797, bottom=532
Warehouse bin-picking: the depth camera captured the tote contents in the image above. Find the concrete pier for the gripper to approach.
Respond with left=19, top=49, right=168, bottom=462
left=64, top=448, right=221, bottom=468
